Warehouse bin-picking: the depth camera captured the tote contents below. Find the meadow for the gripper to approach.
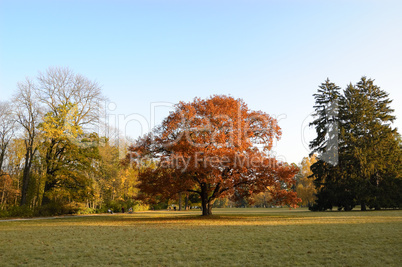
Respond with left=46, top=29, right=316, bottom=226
left=0, top=208, right=401, bottom=266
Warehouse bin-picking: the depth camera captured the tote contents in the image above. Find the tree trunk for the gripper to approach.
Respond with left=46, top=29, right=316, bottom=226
left=200, top=183, right=213, bottom=216
left=20, top=169, right=30, bottom=206
left=200, top=187, right=213, bottom=216
left=184, top=193, right=189, bottom=210
left=344, top=204, right=352, bottom=211
left=201, top=198, right=213, bottom=216
left=0, top=149, right=6, bottom=171
left=41, top=176, right=56, bottom=206
left=20, top=149, right=33, bottom=206
left=178, top=192, right=182, bottom=211
left=361, top=202, right=366, bottom=211
left=207, top=201, right=213, bottom=215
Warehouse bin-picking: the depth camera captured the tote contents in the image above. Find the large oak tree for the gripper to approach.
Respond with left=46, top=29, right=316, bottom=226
left=128, top=95, right=299, bottom=216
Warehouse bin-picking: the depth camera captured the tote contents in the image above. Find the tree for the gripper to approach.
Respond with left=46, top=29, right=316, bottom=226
left=309, top=79, right=341, bottom=165
left=0, top=102, right=20, bottom=209
left=310, top=77, right=402, bottom=211
left=4, top=138, right=28, bottom=204
left=0, top=172, right=19, bottom=208
left=8, top=67, right=106, bottom=210
left=251, top=191, right=272, bottom=208
left=35, top=67, right=104, bottom=128
left=1, top=67, right=152, bottom=215
left=0, top=101, right=16, bottom=173
left=309, top=79, right=348, bottom=211
left=97, top=140, right=121, bottom=203
left=35, top=67, right=105, bottom=205
left=128, top=95, right=300, bottom=216
left=340, top=78, right=401, bottom=210
left=13, top=79, right=42, bottom=206
left=295, top=155, right=317, bottom=207
left=0, top=103, right=19, bottom=208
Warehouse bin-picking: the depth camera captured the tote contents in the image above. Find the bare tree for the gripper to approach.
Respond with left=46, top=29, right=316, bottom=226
left=13, top=79, right=42, bottom=206
left=0, top=101, right=16, bottom=173
left=36, top=67, right=105, bottom=129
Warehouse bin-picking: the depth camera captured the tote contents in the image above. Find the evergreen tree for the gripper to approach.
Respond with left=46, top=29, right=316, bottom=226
left=310, top=77, right=402, bottom=210
left=309, top=79, right=341, bottom=165
left=341, top=77, right=400, bottom=210
left=309, top=79, right=347, bottom=210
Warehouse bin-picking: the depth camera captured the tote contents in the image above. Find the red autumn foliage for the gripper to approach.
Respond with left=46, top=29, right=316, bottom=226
left=0, top=172, right=20, bottom=207
left=127, top=95, right=300, bottom=215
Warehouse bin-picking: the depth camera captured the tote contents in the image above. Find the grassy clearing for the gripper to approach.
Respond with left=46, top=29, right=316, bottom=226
left=0, top=208, right=401, bottom=266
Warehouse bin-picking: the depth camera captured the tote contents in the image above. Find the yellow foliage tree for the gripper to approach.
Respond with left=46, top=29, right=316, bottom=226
left=296, top=155, right=317, bottom=207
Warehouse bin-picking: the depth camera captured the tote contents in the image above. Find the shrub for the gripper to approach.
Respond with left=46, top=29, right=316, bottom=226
left=37, top=202, right=80, bottom=216
left=132, top=201, right=149, bottom=211
left=0, top=209, right=9, bottom=218
left=0, top=205, right=34, bottom=218
left=76, top=207, right=96, bottom=215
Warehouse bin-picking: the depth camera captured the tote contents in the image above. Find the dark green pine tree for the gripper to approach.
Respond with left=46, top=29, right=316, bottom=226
left=309, top=79, right=347, bottom=211
left=341, top=77, right=401, bottom=210
left=310, top=77, right=401, bottom=211
left=309, top=78, right=341, bottom=163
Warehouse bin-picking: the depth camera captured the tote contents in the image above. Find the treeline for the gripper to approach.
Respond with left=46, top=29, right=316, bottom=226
left=1, top=69, right=400, bottom=216
left=0, top=67, right=146, bottom=217
left=308, top=77, right=402, bottom=211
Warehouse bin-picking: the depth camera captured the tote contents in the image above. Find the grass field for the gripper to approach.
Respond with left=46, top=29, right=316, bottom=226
left=1, top=208, right=401, bottom=266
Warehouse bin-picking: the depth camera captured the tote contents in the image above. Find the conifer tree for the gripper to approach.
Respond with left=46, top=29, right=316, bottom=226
left=309, top=79, right=346, bottom=210
left=341, top=77, right=400, bottom=210
left=310, top=77, right=401, bottom=210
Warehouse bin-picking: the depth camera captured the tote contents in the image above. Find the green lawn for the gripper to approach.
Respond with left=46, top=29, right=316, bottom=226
left=1, top=208, right=401, bottom=266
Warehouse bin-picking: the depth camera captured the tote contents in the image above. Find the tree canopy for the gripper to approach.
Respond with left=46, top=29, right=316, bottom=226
left=127, top=95, right=299, bottom=215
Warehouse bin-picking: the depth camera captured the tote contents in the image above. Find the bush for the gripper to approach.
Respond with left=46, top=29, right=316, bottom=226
left=76, top=207, right=96, bottom=215
left=132, top=201, right=149, bottom=211
left=67, top=202, right=97, bottom=215
left=96, top=206, right=110, bottom=214
left=0, top=205, right=34, bottom=218
left=0, top=209, right=9, bottom=218
left=99, top=200, right=150, bottom=213
left=37, top=202, right=80, bottom=216
left=103, top=200, right=122, bottom=213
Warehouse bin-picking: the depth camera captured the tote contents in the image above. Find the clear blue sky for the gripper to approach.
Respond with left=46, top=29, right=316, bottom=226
left=1, top=0, right=401, bottom=164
